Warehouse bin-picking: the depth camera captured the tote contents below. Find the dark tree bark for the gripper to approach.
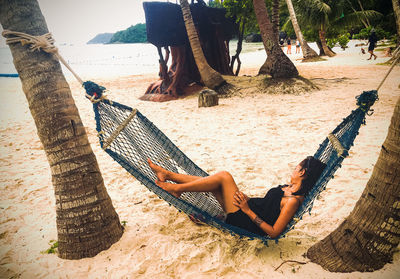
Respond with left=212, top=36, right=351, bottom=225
left=180, top=0, right=226, bottom=89
left=316, top=40, right=325, bottom=56
left=230, top=18, right=245, bottom=76
left=0, top=0, right=123, bottom=259
left=271, top=0, right=280, bottom=43
left=393, top=0, right=400, bottom=46
left=141, top=45, right=202, bottom=102
left=307, top=97, right=400, bottom=272
left=253, top=0, right=298, bottom=78
left=142, top=1, right=234, bottom=101
left=319, top=28, right=336, bottom=57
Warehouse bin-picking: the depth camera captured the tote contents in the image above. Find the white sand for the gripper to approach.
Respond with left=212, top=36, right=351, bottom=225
left=1, top=42, right=400, bottom=278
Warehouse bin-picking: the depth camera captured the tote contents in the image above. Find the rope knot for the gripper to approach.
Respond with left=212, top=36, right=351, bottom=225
left=2, top=30, right=58, bottom=53
left=83, top=81, right=108, bottom=103
left=356, top=90, right=378, bottom=114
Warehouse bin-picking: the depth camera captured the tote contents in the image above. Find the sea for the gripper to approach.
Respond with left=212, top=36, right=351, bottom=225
left=0, top=43, right=162, bottom=79
left=0, top=41, right=267, bottom=80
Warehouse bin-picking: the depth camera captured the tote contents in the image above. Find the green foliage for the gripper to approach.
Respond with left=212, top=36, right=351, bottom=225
left=302, top=27, right=319, bottom=42
left=121, top=220, right=127, bottom=227
left=352, top=26, right=391, bottom=40
left=337, top=33, right=350, bottom=49
left=326, top=37, right=338, bottom=49
left=222, top=0, right=258, bottom=35
left=109, top=23, right=147, bottom=44
left=294, top=0, right=392, bottom=43
left=208, top=0, right=224, bottom=8
left=41, top=240, right=58, bottom=254
left=324, top=32, right=350, bottom=49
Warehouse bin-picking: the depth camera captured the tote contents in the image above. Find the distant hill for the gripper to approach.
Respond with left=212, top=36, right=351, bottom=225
left=109, top=23, right=147, bottom=44
left=87, top=33, right=114, bottom=44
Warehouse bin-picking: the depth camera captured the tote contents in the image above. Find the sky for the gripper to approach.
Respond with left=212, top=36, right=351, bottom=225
left=0, top=0, right=177, bottom=46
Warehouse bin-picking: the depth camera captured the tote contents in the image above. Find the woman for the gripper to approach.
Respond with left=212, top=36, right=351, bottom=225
left=367, top=29, right=378, bottom=60
left=148, top=156, right=326, bottom=238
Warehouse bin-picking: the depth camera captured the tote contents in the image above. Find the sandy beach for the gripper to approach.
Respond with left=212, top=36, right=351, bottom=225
left=0, top=42, right=399, bottom=278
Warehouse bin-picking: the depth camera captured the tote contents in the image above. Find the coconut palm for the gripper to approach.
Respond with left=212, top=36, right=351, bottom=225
left=271, top=0, right=280, bottom=42
left=179, top=0, right=226, bottom=89
left=393, top=0, right=400, bottom=45
left=307, top=96, right=400, bottom=272
left=0, top=0, right=123, bottom=259
left=285, top=0, right=318, bottom=58
left=295, top=0, right=337, bottom=56
left=295, top=0, right=381, bottom=57
left=253, top=0, right=299, bottom=77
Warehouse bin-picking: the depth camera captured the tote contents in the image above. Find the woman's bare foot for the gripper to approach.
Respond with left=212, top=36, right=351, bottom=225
left=155, top=180, right=182, bottom=198
left=148, top=158, right=169, bottom=182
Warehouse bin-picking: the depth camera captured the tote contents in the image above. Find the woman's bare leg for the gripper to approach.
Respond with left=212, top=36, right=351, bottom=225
left=148, top=159, right=201, bottom=183
left=156, top=171, right=240, bottom=214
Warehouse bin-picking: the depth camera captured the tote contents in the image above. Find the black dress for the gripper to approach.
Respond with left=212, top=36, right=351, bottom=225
left=368, top=33, right=378, bottom=51
left=225, top=185, right=285, bottom=236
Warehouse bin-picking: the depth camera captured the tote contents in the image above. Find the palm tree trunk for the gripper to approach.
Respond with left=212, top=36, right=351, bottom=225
left=253, top=0, right=298, bottom=78
left=285, top=0, right=318, bottom=59
left=179, top=0, right=226, bottom=89
left=0, top=0, right=123, bottom=259
left=319, top=27, right=336, bottom=57
left=272, top=0, right=280, bottom=43
left=307, top=96, right=400, bottom=272
left=393, top=0, right=400, bottom=46
left=316, top=40, right=325, bottom=56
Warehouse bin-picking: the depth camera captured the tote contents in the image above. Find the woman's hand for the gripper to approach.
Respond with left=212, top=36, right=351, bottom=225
left=233, top=191, right=251, bottom=214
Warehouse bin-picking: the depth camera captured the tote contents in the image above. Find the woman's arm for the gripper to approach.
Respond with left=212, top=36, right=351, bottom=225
left=233, top=192, right=300, bottom=238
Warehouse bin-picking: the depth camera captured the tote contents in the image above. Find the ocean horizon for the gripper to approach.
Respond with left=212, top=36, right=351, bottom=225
left=0, top=41, right=269, bottom=80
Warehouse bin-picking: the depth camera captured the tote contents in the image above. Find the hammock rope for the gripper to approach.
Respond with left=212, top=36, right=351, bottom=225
left=85, top=89, right=378, bottom=242
left=2, top=30, right=397, bottom=242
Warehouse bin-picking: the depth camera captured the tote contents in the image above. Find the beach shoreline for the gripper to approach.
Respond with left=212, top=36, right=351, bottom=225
left=0, top=42, right=399, bottom=278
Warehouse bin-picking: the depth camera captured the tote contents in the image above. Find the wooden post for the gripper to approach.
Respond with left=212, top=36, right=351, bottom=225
left=198, top=89, right=219, bottom=107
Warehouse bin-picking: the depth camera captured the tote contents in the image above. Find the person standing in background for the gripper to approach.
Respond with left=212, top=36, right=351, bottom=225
left=286, top=38, right=292, bottom=54
left=295, top=39, right=300, bottom=54
left=279, top=38, right=285, bottom=49
left=367, top=29, right=378, bottom=60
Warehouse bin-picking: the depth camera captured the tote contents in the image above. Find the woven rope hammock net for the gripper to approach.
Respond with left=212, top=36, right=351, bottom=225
left=85, top=80, right=378, bottom=242
left=3, top=29, right=394, bottom=243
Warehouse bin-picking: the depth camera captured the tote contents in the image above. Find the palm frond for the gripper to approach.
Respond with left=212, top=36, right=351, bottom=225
left=282, top=17, right=293, bottom=32
left=295, top=0, right=331, bottom=15
left=332, top=10, right=382, bottom=29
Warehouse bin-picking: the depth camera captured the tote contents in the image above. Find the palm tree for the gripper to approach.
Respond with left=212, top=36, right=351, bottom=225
left=271, top=0, right=280, bottom=43
left=393, top=0, right=400, bottom=46
left=285, top=0, right=318, bottom=58
left=307, top=96, right=400, bottom=272
left=0, top=0, right=124, bottom=259
left=179, top=0, right=226, bottom=89
left=295, top=0, right=336, bottom=57
left=253, top=0, right=299, bottom=78
left=295, top=0, right=381, bottom=57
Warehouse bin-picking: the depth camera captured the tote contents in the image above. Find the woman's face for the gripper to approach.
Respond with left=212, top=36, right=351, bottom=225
left=291, top=164, right=305, bottom=181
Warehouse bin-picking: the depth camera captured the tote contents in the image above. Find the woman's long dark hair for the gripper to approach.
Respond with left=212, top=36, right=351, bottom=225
left=293, top=156, right=326, bottom=196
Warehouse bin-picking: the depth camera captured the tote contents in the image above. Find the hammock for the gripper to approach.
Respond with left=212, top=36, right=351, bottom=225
left=3, top=30, right=395, bottom=243
left=84, top=81, right=378, bottom=242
